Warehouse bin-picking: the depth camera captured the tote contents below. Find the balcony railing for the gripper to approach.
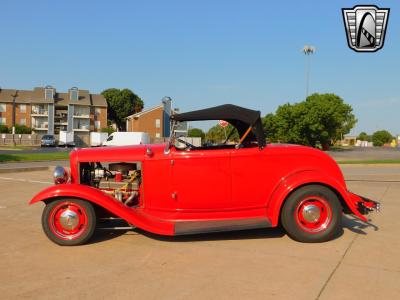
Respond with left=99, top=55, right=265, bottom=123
left=33, top=127, right=48, bottom=131
left=33, top=124, right=48, bottom=130
left=31, top=109, right=48, bottom=115
left=73, top=126, right=89, bottom=131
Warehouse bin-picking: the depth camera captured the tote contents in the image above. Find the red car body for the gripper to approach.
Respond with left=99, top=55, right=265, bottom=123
left=30, top=104, right=378, bottom=244
left=31, top=143, right=372, bottom=234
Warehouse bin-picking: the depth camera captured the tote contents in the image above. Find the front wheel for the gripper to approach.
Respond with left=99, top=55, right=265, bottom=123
left=42, top=198, right=96, bottom=246
left=281, top=185, right=342, bottom=243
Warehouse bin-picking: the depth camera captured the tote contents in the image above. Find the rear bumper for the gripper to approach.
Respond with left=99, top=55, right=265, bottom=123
left=347, top=192, right=380, bottom=219
left=357, top=196, right=380, bottom=214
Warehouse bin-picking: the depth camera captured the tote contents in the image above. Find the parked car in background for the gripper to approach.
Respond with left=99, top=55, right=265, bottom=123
left=30, top=104, right=379, bottom=246
left=58, top=131, right=75, bottom=147
left=102, top=132, right=150, bottom=146
left=40, top=134, right=56, bottom=147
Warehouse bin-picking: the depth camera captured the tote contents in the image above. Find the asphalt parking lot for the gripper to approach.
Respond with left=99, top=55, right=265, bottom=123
left=1, top=165, right=399, bottom=299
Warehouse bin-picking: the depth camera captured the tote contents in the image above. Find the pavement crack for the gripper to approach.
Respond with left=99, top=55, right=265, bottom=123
left=315, top=234, right=358, bottom=300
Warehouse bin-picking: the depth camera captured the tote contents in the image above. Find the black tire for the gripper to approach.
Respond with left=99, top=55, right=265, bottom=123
left=42, top=198, right=96, bottom=246
left=281, top=185, right=342, bottom=243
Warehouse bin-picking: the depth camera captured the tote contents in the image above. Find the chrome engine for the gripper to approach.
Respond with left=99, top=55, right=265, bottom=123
left=79, top=162, right=141, bottom=206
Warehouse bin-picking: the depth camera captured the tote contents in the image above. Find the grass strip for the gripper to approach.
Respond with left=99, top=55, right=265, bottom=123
left=337, top=159, right=400, bottom=164
left=0, top=152, right=70, bottom=162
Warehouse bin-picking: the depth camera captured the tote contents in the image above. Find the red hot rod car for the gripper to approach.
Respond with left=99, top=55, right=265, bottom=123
left=30, top=104, right=379, bottom=245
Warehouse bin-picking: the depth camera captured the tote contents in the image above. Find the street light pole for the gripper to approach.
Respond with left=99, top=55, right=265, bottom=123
left=302, top=45, right=316, bottom=99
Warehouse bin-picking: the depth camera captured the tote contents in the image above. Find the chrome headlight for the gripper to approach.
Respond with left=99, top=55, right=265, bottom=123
left=53, top=166, right=69, bottom=184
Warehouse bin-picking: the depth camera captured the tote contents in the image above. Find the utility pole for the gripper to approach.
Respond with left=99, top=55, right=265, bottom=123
left=302, top=45, right=316, bottom=99
left=11, top=90, right=18, bottom=146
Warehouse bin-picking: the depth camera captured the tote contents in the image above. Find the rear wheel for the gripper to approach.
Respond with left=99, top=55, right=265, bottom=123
left=281, top=185, right=342, bottom=243
left=42, top=198, right=96, bottom=246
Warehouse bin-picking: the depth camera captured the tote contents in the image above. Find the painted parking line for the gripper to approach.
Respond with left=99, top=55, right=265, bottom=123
left=0, top=176, right=52, bottom=185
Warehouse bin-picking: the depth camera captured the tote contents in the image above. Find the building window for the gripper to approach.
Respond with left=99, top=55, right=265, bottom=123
left=156, top=133, right=161, bottom=138
left=155, top=119, right=161, bottom=128
left=32, top=118, right=48, bottom=129
left=95, top=107, right=101, bottom=116
left=19, top=104, right=26, bottom=113
left=74, top=106, right=89, bottom=116
left=20, top=118, right=26, bottom=126
left=45, top=87, right=54, bottom=100
left=95, top=120, right=100, bottom=129
left=0, top=103, right=6, bottom=112
left=73, top=118, right=89, bottom=130
left=0, top=117, right=6, bottom=125
left=70, top=87, right=79, bottom=101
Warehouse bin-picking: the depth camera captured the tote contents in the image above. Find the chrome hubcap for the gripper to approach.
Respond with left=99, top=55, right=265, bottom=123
left=302, top=204, right=321, bottom=223
left=59, top=209, right=79, bottom=230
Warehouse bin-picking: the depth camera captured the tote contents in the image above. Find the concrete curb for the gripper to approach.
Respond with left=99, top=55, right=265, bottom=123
left=0, top=166, right=50, bottom=173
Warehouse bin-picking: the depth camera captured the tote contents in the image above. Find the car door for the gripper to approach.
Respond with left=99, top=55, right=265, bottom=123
left=230, top=147, right=269, bottom=209
left=142, top=148, right=174, bottom=211
left=171, top=147, right=231, bottom=210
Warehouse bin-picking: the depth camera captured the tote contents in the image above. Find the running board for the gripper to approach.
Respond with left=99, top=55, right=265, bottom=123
left=174, top=217, right=271, bottom=235
left=97, top=226, right=136, bottom=230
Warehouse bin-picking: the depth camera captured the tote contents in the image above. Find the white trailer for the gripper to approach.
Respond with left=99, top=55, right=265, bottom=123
left=59, top=131, right=75, bottom=147
left=102, top=132, right=150, bottom=146
left=90, top=132, right=108, bottom=147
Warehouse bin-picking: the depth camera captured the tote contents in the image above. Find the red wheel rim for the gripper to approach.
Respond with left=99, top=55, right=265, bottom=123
left=48, top=202, right=88, bottom=240
left=294, top=196, right=332, bottom=233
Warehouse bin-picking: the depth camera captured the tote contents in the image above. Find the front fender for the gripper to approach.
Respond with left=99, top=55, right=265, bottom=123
left=267, top=170, right=367, bottom=226
left=29, top=184, right=174, bottom=235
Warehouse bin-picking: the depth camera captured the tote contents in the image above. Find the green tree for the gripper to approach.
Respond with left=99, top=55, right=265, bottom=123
left=264, top=93, right=357, bottom=148
left=101, top=88, right=144, bottom=130
left=206, top=124, right=239, bottom=143
left=372, top=130, right=392, bottom=146
left=262, top=113, right=277, bottom=142
left=101, top=127, right=115, bottom=135
left=357, top=132, right=371, bottom=142
left=188, top=128, right=205, bottom=139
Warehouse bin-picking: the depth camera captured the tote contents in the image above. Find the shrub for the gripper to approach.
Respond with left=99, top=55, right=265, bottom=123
left=14, top=125, right=32, bottom=134
left=372, top=130, right=393, bottom=146
left=0, top=125, right=9, bottom=133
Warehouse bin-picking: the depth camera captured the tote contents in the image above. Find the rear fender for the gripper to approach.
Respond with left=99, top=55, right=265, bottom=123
left=267, top=170, right=367, bottom=226
left=29, top=184, right=174, bottom=235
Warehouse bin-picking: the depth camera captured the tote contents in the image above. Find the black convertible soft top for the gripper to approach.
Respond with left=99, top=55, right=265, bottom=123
left=171, top=104, right=266, bottom=148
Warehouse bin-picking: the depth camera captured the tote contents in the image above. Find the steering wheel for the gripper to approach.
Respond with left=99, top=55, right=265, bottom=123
left=176, top=138, right=197, bottom=150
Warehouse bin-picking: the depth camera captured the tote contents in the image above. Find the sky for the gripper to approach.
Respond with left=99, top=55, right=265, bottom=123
left=0, top=0, right=399, bottom=135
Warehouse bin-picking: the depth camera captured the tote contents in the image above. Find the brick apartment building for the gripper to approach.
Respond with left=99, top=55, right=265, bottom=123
left=126, top=97, right=172, bottom=140
left=0, top=86, right=107, bottom=145
left=126, top=97, right=187, bottom=141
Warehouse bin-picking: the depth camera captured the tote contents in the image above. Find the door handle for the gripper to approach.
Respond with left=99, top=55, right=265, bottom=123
left=171, top=192, right=177, bottom=200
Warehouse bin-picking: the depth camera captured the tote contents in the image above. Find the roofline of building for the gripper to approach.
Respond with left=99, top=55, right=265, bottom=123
left=126, top=104, right=163, bottom=120
left=0, top=87, right=107, bottom=107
